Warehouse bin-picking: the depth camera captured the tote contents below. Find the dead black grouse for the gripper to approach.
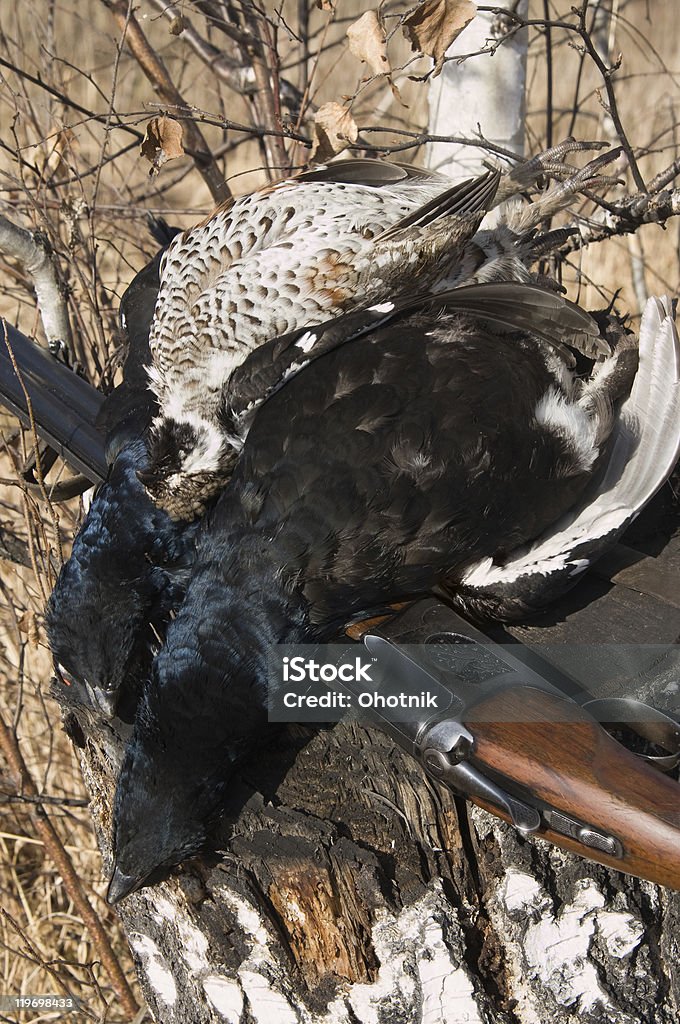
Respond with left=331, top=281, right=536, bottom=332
left=46, top=223, right=199, bottom=720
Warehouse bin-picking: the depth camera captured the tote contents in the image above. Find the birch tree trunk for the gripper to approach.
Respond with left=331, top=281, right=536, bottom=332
left=427, top=3, right=529, bottom=179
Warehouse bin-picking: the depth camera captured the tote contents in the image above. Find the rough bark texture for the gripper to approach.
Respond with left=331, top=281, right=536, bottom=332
left=68, top=495, right=680, bottom=1024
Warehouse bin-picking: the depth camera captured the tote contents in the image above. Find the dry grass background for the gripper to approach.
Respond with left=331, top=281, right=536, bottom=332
left=0, top=1, right=679, bottom=1021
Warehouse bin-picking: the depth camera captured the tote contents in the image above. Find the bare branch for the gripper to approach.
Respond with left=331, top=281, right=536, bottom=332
left=193, top=0, right=291, bottom=176
left=101, top=0, right=231, bottom=204
left=149, top=0, right=258, bottom=95
left=0, top=215, right=72, bottom=356
left=559, top=187, right=680, bottom=254
left=0, top=54, right=143, bottom=142
left=192, top=0, right=258, bottom=51
left=234, top=2, right=290, bottom=175
left=0, top=708, right=139, bottom=1019
left=150, top=0, right=305, bottom=118
left=574, top=0, right=647, bottom=192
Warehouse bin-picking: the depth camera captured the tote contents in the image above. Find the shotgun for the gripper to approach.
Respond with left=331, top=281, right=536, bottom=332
left=346, top=599, right=680, bottom=890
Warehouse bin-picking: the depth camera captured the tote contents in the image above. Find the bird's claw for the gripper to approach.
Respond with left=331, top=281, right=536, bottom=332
left=498, top=140, right=622, bottom=205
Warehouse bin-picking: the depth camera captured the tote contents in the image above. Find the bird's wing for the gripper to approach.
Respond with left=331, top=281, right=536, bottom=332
left=377, top=168, right=501, bottom=241
left=194, top=159, right=444, bottom=226
left=454, top=296, right=680, bottom=619
left=292, top=158, right=443, bottom=186
left=224, top=281, right=601, bottom=438
left=97, top=233, right=176, bottom=462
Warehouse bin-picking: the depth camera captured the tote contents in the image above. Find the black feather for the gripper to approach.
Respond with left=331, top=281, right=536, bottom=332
left=46, top=440, right=199, bottom=720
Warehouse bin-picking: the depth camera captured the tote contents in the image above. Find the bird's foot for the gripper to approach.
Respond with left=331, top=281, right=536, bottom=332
left=497, top=138, right=622, bottom=204
left=506, top=148, right=624, bottom=234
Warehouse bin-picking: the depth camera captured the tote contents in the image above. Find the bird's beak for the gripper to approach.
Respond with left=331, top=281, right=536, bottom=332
left=107, top=864, right=145, bottom=904
left=136, top=468, right=157, bottom=487
left=92, top=685, right=118, bottom=719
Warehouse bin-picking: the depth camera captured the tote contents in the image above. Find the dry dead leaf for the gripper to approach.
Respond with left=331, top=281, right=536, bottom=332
left=347, top=10, right=391, bottom=78
left=315, top=0, right=335, bottom=10
left=140, top=115, right=185, bottom=176
left=310, top=103, right=358, bottom=163
left=404, top=0, right=477, bottom=76
left=17, top=609, right=40, bottom=647
left=26, top=128, right=77, bottom=183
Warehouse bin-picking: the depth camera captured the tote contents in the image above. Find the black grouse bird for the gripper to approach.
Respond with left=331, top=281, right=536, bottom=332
left=107, top=284, right=680, bottom=902
left=46, top=223, right=199, bottom=720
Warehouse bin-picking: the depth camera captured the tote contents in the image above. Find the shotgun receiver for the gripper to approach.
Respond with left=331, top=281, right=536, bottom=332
left=347, top=599, right=680, bottom=890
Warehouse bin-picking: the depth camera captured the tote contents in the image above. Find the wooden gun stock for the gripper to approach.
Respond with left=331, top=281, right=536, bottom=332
left=466, top=686, right=680, bottom=889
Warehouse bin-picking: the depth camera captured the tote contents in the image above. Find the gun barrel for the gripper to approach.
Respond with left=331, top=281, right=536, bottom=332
left=1, top=322, right=107, bottom=483
left=467, top=685, right=680, bottom=890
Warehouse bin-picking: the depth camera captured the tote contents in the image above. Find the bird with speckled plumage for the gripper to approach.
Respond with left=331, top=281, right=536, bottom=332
left=141, top=142, right=620, bottom=521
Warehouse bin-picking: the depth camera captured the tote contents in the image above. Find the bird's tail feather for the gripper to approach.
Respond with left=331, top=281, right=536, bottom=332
left=378, top=169, right=501, bottom=241
left=608, top=296, right=680, bottom=502
left=438, top=282, right=607, bottom=359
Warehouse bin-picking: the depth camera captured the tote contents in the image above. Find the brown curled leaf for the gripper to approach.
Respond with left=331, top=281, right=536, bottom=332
left=310, top=103, right=359, bottom=163
left=139, top=115, right=185, bottom=176
left=403, top=0, right=477, bottom=76
left=17, top=609, right=40, bottom=647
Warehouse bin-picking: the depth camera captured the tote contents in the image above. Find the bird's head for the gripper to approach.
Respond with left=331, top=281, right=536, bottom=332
left=45, top=443, right=195, bottom=721
left=107, top=723, right=233, bottom=903
left=47, top=568, right=149, bottom=720
left=139, top=417, right=235, bottom=520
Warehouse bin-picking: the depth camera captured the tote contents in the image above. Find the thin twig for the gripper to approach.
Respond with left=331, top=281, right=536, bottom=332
left=101, top=0, right=231, bottom=204
left=0, top=711, right=139, bottom=1018
left=0, top=55, right=143, bottom=142
left=543, top=0, right=553, bottom=150
left=0, top=909, right=96, bottom=1020
left=574, top=0, right=647, bottom=191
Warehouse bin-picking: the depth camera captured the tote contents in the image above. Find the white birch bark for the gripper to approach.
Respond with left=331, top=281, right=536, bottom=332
left=0, top=214, right=73, bottom=356
left=427, top=3, right=529, bottom=179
